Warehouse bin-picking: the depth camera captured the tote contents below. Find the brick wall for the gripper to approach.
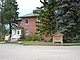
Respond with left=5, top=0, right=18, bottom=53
left=18, top=17, right=37, bottom=35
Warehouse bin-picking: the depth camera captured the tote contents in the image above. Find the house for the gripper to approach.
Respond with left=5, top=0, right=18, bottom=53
left=5, top=13, right=39, bottom=42
left=11, top=23, right=21, bottom=36
left=5, top=23, right=22, bottom=42
left=17, top=13, right=39, bottom=35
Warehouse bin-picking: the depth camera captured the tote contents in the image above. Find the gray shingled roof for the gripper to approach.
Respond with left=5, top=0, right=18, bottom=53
left=20, top=13, right=39, bottom=18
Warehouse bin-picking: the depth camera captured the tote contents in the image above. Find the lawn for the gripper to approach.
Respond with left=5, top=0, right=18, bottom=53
left=22, top=41, right=80, bottom=46
left=0, top=40, right=80, bottom=46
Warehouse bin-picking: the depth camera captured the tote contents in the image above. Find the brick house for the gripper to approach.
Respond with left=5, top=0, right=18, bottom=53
left=17, top=13, right=39, bottom=35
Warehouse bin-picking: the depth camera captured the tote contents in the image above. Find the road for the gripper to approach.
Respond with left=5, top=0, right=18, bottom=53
left=0, top=44, right=80, bottom=60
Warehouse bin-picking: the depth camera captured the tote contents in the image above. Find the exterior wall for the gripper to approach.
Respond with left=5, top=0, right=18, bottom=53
left=12, top=29, right=21, bottom=36
left=18, top=17, right=37, bottom=35
left=28, top=18, right=37, bottom=35
left=12, top=29, right=16, bottom=35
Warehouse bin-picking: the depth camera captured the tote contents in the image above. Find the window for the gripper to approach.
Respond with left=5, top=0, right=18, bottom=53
left=25, top=29, right=29, bottom=35
left=17, top=31, right=19, bottom=34
left=37, top=18, right=40, bottom=22
left=26, top=19, right=28, bottom=25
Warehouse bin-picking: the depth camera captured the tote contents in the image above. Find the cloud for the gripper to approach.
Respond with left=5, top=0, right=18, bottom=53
left=16, top=0, right=42, bottom=16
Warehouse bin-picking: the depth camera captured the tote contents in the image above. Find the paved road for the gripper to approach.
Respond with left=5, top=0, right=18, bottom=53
left=0, top=44, right=80, bottom=60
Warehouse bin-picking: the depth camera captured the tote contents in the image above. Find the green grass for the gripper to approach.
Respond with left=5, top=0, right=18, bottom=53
left=23, top=41, right=53, bottom=46
left=0, top=39, right=5, bottom=43
left=5, top=41, right=19, bottom=44
left=63, top=43, right=80, bottom=46
left=0, top=40, right=80, bottom=46
left=23, top=41, right=80, bottom=46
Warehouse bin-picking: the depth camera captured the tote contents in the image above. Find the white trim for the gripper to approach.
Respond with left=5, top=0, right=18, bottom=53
left=37, top=18, right=40, bottom=22
left=25, top=19, right=29, bottom=25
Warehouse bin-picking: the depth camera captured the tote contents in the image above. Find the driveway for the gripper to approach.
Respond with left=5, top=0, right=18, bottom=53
left=0, top=44, right=80, bottom=60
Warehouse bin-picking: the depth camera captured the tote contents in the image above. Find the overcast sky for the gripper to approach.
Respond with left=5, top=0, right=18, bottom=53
left=16, top=0, right=42, bottom=16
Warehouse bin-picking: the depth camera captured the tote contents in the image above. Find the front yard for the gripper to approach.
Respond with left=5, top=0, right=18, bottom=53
left=22, top=41, right=80, bottom=46
left=0, top=39, right=80, bottom=46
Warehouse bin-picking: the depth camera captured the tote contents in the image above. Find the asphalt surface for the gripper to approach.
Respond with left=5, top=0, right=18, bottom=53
left=0, top=44, right=80, bottom=60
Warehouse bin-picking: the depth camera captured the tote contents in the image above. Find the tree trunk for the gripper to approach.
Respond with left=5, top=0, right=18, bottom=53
left=9, top=23, right=12, bottom=42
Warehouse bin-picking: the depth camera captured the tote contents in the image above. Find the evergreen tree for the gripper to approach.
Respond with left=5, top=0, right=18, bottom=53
left=4, top=0, right=19, bottom=41
left=34, top=0, right=56, bottom=35
left=0, top=0, right=5, bottom=35
left=56, top=0, right=80, bottom=42
left=34, top=0, right=80, bottom=43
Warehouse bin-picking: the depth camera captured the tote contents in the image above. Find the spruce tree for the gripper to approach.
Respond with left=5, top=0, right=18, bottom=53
left=0, top=0, right=5, bottom=35
left=34, top=0, right=80, bottom=43
left=34, top=0, right=56, bottom=35
left=4, top=0, right=19, bottom=41
left=56, top=0, right=80, bottom=42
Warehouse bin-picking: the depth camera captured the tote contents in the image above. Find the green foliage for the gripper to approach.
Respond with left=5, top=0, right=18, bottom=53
left=34, top=0, right=80, bottom=43
left=3, top=0, right=19, bottom=41
left=24, top=36, right=32, bottom=41
left=4, top=0, right=18, bottom=23
left=34, top=0, right=57, bottom=35
left=20, top=29, right=25, bottom=40
left=24, top=35, right=40, bottom=41
left=0, top=35, right=4, bottom=42
left=0, top=0, right=5, bottom=35
left=32, top=35, right=40, bottom=41
left=0, top=0, right=19, bottom=37
left=56, top=0, right=80, bottom=43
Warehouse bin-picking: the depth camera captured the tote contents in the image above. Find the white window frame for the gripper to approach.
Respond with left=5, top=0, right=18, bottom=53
left=25, top=19, right=29, bottom=25
left=37, top=18, right=40, bottom=22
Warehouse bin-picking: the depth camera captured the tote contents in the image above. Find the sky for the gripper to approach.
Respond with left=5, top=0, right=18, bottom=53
left=16, top=0, right=42, bottom=16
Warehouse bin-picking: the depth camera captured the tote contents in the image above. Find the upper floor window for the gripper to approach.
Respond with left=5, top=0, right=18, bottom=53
left=26, top=19, right=28, bottom=25
left=37, top=18, right=40, bottom=22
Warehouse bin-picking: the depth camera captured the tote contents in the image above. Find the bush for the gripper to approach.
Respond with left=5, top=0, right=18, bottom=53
left=32, top=35, right=40, bottom=41
left=25, top=36, right=32, bottom=41
left=0, top=35, right=5, bottom=42
left=0, top=39, right=4, bottom=42
left=24, top=35, right=40, bottom=41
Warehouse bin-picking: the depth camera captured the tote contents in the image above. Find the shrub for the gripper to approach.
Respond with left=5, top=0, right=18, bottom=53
left=0, top=39, right=4, bottom=42
left=0, top=35, right=5, bottom=42
left=32, top=35, right=40, bottom=41
left=24, top=35, right=40, bottom=41
left=25, top=36, right=32, bottom=41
